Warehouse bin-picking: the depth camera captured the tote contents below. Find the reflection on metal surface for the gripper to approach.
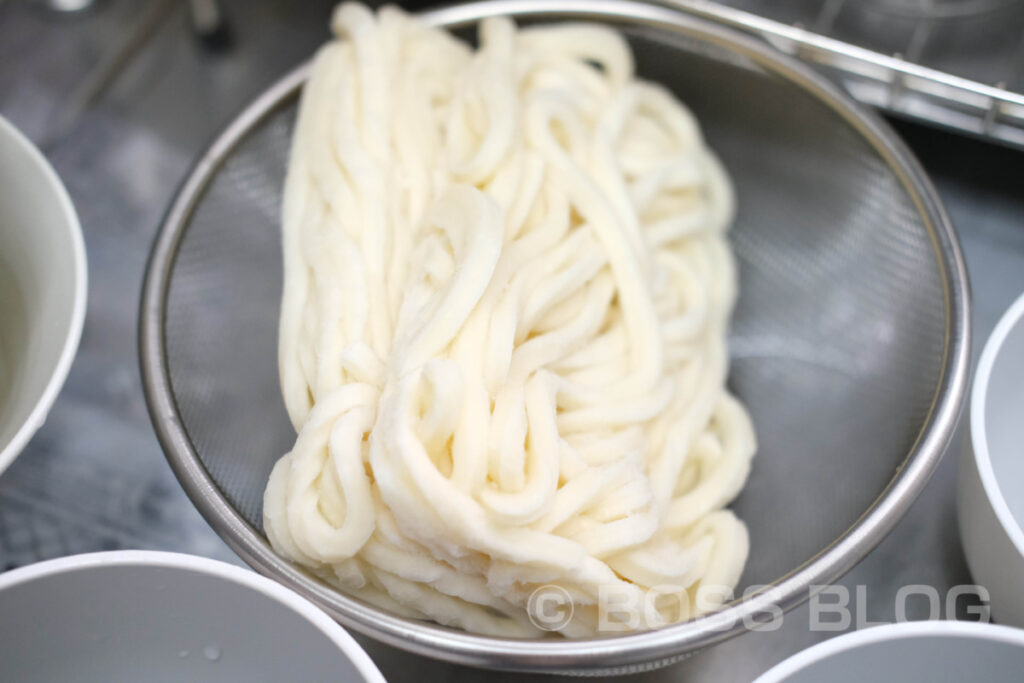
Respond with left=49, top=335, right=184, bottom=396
left=46, top=0, right=96, bottom=12
left=864, top=0, right=1016, bottom=19
left=46, top=0, right=178, bottom=150
left=665, top=0, right=1024, bottom=149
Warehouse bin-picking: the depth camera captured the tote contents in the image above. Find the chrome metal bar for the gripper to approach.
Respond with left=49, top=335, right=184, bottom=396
left=661, top=0, right=1024, bottom=149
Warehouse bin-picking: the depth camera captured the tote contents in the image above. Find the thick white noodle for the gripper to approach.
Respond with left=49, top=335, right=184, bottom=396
left=265, top=3, right=756, bottom=637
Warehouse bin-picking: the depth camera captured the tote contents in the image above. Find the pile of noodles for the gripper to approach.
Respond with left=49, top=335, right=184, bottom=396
left=265, top=3, right=756, bottom=637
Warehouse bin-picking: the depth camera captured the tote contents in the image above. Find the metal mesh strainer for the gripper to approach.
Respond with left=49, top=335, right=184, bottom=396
left=140, top=0, right=970, bottom=674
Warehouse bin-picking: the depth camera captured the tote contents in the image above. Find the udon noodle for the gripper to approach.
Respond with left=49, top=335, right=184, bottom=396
left=264, top=3, right=756, bottom=636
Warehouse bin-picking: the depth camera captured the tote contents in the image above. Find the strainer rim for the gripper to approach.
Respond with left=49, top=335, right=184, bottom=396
left=139, top=0, right=970, bottom=673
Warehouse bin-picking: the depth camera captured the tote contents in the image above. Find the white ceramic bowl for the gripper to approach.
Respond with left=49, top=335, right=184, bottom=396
left=754, top=621, right=1024, bottom=682
left=0, top=551, right=386, bottom=682
left=0, top=115, right=87, bottom=475
left=959, top=290, right=1024, bottom=627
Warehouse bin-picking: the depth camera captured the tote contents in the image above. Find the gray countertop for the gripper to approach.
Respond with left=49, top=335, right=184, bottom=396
left=2, top=1, right=1023, bottom=681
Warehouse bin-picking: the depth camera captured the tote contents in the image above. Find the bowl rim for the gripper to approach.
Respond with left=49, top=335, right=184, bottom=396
left=0, top=550, right=386, bottom=683
left=969, top=289, right=1024, bottom=559
left=0, top=115, right=88, bottom=476
left=139, top=0, right=971, bottom=673
left=752, top=620, right=1024, bottom=682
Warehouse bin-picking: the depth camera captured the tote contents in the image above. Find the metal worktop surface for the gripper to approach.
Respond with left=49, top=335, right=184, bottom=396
left=2, top=1, right=1023, bottom=680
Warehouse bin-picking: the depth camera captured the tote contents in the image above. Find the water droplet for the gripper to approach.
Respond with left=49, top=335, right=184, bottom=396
left=203, top=645, right=221, bottom=662
left=178, top=650, right=189, bottom=659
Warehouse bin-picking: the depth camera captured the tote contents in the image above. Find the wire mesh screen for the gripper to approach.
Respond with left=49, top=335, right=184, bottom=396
left=163, top=26, right=948, bottom=596
left=166, top=106, right=295, bottom=527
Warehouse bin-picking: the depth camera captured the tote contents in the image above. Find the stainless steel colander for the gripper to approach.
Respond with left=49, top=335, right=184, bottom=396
left=139, top=0, right=970, bottom=674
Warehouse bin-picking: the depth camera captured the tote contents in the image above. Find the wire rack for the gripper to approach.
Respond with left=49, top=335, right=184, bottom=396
left=665, top=0, right=1024, bottom=149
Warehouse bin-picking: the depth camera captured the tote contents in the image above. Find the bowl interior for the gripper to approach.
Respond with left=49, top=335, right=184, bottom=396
left=0, top=118, right=84, bottom=471
left=0, top=555, right=376, bottom=682
left=760, top=627, right=1024, bottom=683
left=161, top=12, right=948, bottom=632
left=981, top=299, right=1024, bottom=531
